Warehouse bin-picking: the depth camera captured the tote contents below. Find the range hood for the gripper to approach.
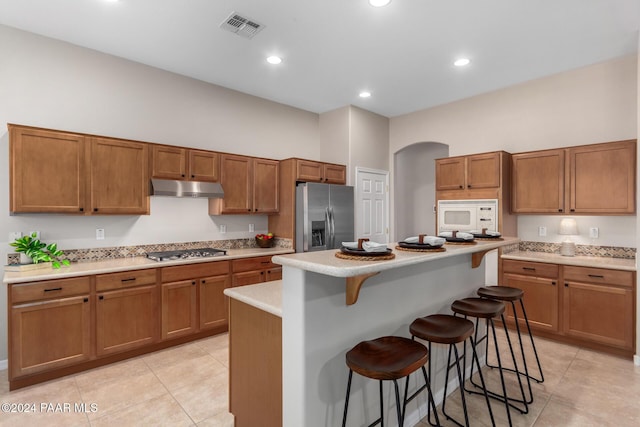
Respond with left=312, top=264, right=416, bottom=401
left=151, top=179, right=224, bottom=198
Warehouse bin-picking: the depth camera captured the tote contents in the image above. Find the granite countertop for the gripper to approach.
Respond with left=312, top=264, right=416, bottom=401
left=272, top=237, right=519, bottom=277
left=502, top=250, right=637, bottom=271
left=224, top=280, right=282, bottom=317
left=3, top=247, right=294, bottom=285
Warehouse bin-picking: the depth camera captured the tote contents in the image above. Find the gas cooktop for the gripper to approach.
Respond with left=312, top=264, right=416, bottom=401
left=146, top=248, right=227, bottom=262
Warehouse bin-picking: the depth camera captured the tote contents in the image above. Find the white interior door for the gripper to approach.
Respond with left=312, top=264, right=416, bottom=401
left=356, top=167, right=389, bottom=243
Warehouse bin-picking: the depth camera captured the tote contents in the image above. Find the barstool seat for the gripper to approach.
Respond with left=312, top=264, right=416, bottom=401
left=451, top=297, right=505, bottom=318
left=346, top=336, right=428, bottom=380
left=342, top=336, right=439, bottom=427
left=477, top=286, right=524, bottom=301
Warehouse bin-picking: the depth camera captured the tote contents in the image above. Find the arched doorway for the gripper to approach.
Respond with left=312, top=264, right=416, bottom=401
left=393, top=142, right=448, bottom=240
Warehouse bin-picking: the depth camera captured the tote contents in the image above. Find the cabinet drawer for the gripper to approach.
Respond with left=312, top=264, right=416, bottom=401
left=232, top=256, right=276, bottom=273
left=502, top=260, right=559, bottom=279
left=96, top=269, right=157, bottom=292
left=161, top=261, right=230, bottom=283
left=563, top=266, right=634, bottom=288
left=11, top=277, right=91, bottom=304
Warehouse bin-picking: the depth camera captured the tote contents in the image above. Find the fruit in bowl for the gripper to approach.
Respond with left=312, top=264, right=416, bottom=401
left=255, top=232, right=275, bottom=248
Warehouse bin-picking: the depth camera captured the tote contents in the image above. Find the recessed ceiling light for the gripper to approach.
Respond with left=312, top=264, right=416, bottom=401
left=266, top=56, right=282, bottom=65
left=454, top=58, right=471, bottom=67
left=369, top=0, right=391, bottom=7
left=359, top=91, right=372, bottom=98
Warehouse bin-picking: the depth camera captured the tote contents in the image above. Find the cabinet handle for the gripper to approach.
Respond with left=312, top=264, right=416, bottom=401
left=181, top=174, right=185, bottom=177
left=467, top=185, right=471, bottom=188
left=247, top=209, right=251, bottom=212
left=44, top=287, right=63, bottom=292
left=99, top=295, right=104, bottom=300
left=558, top=209, right=563, bottom=212
left=588, top=274, right=604, bottom=279
left=93, top=208, right=98, bottom=212
left=202, top=279, right=206, bottom=284
left=79, top=207, right=84, bottom=212
left=523, top=267, right=536, bottom=271
left=84, top=298, right=89, bottom=303
left=192, top=281, right=196, bottom=285
left=564, top=282, right=569, bottom=287
left=255, top=208, right=258, bottom=212
left=121, top=277, right=136, bottom=282
left=191, top=175, right=195, bottom=178
left=551, top=281, right=556, bottom=286
left=261, top=261, right=270, bottom=264
left=459, top=185, right=463, bottom=189
left=260, top=271, right=264, bottom=275
left=570, top=209, right=575, bottom=212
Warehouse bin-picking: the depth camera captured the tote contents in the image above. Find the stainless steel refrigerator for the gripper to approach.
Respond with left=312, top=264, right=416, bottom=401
left=296, top=182, right=354, bottom=252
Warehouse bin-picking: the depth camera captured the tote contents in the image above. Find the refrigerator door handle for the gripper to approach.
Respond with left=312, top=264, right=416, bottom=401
left=329, top=206, right=335, bottom=248
left=325, top=207, right=331, bottom=248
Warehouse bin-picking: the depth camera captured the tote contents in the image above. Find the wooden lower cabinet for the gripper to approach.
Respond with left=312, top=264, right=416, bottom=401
left=11, top=295, right=91, bottom=378
left=161, top=280, right=198, bottom=340
left=96, top=285, right=158, bottom=356
left=200, top=275, right=231, bottom=330
left=232, top=256, right=282, bottom=287
left=229, top=298, right=282, bottom=427
left=501, top=259, right=635, bottom=356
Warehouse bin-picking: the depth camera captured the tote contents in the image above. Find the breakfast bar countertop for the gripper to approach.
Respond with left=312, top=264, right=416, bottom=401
left=502, top=250, right=637, bottom=271
left=3, top=247, right=294, bottom=285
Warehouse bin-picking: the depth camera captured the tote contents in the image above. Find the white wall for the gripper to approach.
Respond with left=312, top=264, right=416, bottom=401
left=319, top=106, right=350, bottom=169
left=0, top=24, right=325, bottom=360
left=389, top=54, right=638, bottom=243
left=349, top=106, right=389, bottom=186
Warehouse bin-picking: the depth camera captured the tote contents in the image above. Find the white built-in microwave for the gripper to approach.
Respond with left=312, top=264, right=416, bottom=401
left=437, top=199, right=498, bottom=233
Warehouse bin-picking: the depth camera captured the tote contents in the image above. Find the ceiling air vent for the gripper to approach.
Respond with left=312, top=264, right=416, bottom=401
left=220, top=12, right=265, bottom=39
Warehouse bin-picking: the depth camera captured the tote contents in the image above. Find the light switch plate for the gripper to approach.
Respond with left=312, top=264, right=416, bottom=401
left=220, top=225, right=227, bottom=234
left=96, top=228, right=105, bottom=240
left=249, top=224, right=255, bottom=232
left=589, top=227, right=599, bottom=238
left=9, top=231, right=22, bottom=241
left=538, top=226, right=547, bottom=237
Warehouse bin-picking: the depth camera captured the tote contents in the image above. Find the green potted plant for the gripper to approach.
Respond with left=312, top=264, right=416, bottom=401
left=10, top=232, right=70, bottom=269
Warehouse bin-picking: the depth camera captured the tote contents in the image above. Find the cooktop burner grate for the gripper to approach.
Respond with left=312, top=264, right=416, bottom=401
left=146, top=248, right=227, bottom=261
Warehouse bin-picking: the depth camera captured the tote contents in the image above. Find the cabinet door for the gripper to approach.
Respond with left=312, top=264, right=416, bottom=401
left=296, top=159, right=323, bottom=182
left=266, top=267, right=282, bottom=282
left=253, top=158, right=279, bottom=213
left=161, top=280, right=198, bottom=340
left=219, top=154, right=253, bottom=214
left=435, top=157, right=466, bottom=190
left=199, top=275, right=231, bottom=330
left=151, top=145, right=187, bottom=180
left=188, top=149, right=219, bottom=182
left=569, top=140, right=636, bottom=214
left=323, top=164, right=347, bottom=184
left=10, top=126, right=87, bottom=213
left=11, top=295, right=91, bottom=378
left=466, top=152, right=500, bottom=189
left=562, top=281, right=633, bottom=350
left=89, top=138, right=149, bottom=215
left=511, top=149, right=565, bottom=213
left=232, top=271, right=265, bottom=287
left=96, top=285, right=157, bottom=356
left=502, top=273, right=559, bottom=332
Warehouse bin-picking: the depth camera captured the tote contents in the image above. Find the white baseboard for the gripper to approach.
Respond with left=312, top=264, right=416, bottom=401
left=0, top=359, right=7, bottom=371
left=634, top=355, right=640, bottom=366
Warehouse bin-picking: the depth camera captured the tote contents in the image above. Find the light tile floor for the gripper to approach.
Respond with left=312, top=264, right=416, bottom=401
left=0, top=329, right=638, bottom=426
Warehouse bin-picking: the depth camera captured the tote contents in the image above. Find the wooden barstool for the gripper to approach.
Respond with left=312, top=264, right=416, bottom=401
left=451, top=297, right=528, bottom=426
left=410, top=314, right=495, bottom=427
left=342, top=336, right=439, bottom=427
left=477, top=286, right=545, bottom=404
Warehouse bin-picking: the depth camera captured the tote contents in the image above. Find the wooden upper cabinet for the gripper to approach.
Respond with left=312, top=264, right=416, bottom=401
left=294, top=159, right=347, bottom=184
left=511, top=149, right=565, bottom=213
left=189, top=150, right=219, bottom=182
left=89, top=138, right=149, bottom=215
left=253, top=158, right=279, bottom=213
left=569, top=140, right=635, bottom=214
left=435, top=157, right=465, bottom=190
left=210, top=154, right=279, bottom=215
left=512, top=140, right=636, bottom=214
left=435, top=152, right=500, bottom=191
left=151, top=145, right=219, bottom=182
left=10, top=125, right=87, bottom=214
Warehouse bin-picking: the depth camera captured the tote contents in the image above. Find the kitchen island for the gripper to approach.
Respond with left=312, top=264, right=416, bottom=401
left=232, top=237, right=518, bottom=427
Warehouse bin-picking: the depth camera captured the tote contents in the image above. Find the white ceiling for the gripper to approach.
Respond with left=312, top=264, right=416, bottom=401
left=1, top=0, right=639, bottom=117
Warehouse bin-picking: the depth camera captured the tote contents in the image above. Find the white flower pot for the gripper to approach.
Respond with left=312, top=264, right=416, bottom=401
left=19, top=253, right=33, bottom=265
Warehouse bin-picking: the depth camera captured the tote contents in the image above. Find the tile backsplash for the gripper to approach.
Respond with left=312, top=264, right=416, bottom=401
left=516, top=241, right=636, bottom=259
left=6, top=237, right=292, bottom=265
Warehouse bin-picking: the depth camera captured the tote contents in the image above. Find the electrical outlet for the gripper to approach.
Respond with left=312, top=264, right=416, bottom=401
left=9, top=231, right=22, bottom=241
left=589, top=227, right=599, bottom=238
left=249, top=224, right=255, bottom=232
left=96, top=228, right=105, bottom=240
left=220, top=225, right=227, bottom=234
left=538, top=226, right=547, bottom=237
